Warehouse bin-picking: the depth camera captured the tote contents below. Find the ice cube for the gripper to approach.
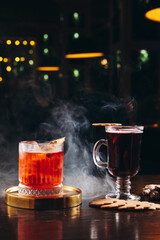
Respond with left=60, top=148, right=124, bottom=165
left=39, top=143, right=56, bottom=153
left=28, top=141, right=41, bottom=152
left=29, top=141, right=38, bottom=144
left=19, top=141, right=41, bottom=153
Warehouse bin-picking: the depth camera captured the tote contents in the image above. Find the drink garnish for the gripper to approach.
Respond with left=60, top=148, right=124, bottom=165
left=49, top=137, right=66, bottom=144
left=37, top=137, right=65, bottom=152
left=92, top=123, right=122, bottom=126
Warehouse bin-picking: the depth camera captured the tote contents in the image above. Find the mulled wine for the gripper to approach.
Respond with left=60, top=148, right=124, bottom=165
left=106, top=128, right=143, bottom=178
left=93, top=125, right=144, bottom=200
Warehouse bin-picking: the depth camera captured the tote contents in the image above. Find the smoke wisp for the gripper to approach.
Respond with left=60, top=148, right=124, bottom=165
left=35, top=100, right=116, bottom=199
left=0, top=91, right=135, bottom=199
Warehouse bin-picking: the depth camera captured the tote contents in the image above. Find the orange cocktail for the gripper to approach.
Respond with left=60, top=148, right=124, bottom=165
left=19, top=139, right=65, bottom=197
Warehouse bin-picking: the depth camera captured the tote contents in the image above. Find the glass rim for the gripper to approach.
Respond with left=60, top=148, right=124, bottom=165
left=105, top=125, right=144, bottom=131
left=19, top=140, right=64, bottom=146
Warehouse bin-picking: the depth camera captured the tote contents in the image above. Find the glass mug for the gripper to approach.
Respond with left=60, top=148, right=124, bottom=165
left=19, top=140, right=64, bottom=197
left=93, top=125, right=144, bottom=200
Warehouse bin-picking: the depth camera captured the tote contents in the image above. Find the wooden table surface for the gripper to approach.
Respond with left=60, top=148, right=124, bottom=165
left=1, top=175, right=160, bottom=240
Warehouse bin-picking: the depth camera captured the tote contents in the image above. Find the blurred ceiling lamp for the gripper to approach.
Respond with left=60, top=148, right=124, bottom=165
left=65, top=53, right=104, bottom=59
left=145, top=1, right=160, bottom=22
left=37, top=56, right=60, bottom=72
left=145, top=8, right=160, bottom=22
left=65, top=35, right=104, bottom=59
left=37, top=66, right=60, bottom=71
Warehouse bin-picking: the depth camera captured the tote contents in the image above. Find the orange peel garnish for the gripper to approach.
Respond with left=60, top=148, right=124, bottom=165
left=49, top=137, right=66, bottom=144
left=92, top=123, right=122, bottom=126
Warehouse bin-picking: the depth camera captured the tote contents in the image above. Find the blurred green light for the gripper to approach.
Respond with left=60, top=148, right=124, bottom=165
left=29, top=60, right=34, bottom=65
left=73, top=69, right=79, bottom=78
left=58, top=73, right=63, bottom=78
left=115, top=50, right=121, bottom=63
left=140, top=49, right=149, bottom=63
left=43, top=74, right=49, bottom=81
left=43, top=48, right=49, bottom=54
left=73, top=32, right=79, bottom=39
left=43, top=34, right=49, bottom=41
left=19, top=66, right=24, bottom=72
left=73, top=12, right=79, bottom=20
left=117, top=63, right=121, bottom=69
left=29, top=49, right=33, bottom=54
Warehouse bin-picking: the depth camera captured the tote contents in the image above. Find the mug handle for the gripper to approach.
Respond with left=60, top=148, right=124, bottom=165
left=93, top=139, right=108, bottom=168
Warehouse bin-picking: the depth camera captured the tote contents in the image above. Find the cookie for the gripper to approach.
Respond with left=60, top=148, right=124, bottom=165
left=125, top=200, right=141, bottom=205
left=118, top=204, right=143, bottom=210
left=140, top=201, right=152, bottom=209
left=89, top=198, right=115, bottom=207
left=89, top=198, right=160, bottom=211
left=118, top=200, right=141, bottom=210
left=101, top=200, right=126, bottom=209
left=125, top=202, right=140, bottom=209
left=154, top=204, right=160, bottom=210
left=134, top=205, right=144, bottom=210
left=101, top=203, right=120, bottom=209
left=148, top=203, right=157, bottom=210
left=118, top=205, right=128, bottom=210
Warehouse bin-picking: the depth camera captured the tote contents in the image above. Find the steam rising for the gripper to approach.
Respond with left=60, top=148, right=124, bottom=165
left=35, top=101, right=116, bottom=199
left=0, top=92, right=135, bottom=199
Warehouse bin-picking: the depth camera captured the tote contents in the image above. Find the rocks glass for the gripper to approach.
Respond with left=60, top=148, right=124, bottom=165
left=19, top=140, right=64, bottom=197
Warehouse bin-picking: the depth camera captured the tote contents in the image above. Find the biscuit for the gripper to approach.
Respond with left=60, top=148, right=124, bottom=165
left=134, top=205, right=144, bottom=210
left=101, top=200, right=126, bottom=209
left=89, top=198, right=115, bottom=207
left=118, top=205, right=128, bottom=210
left=89, top=198, right=160, bottom=211
left=154, top=204, right=160, bottom=210
left=114, top=199, right=126, bottom=204
left=125, top=200, right=141, bottom=205
left=140, top=201, right=152, bottom=209
left=125, top=201, right=141, bottom=208
left=101, top=203, right=120, bottom=209
left=148, top=204, right=157, bottom=210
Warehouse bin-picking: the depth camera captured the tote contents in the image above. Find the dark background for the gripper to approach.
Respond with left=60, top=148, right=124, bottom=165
left=0, top=0, right=159, bottom=179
